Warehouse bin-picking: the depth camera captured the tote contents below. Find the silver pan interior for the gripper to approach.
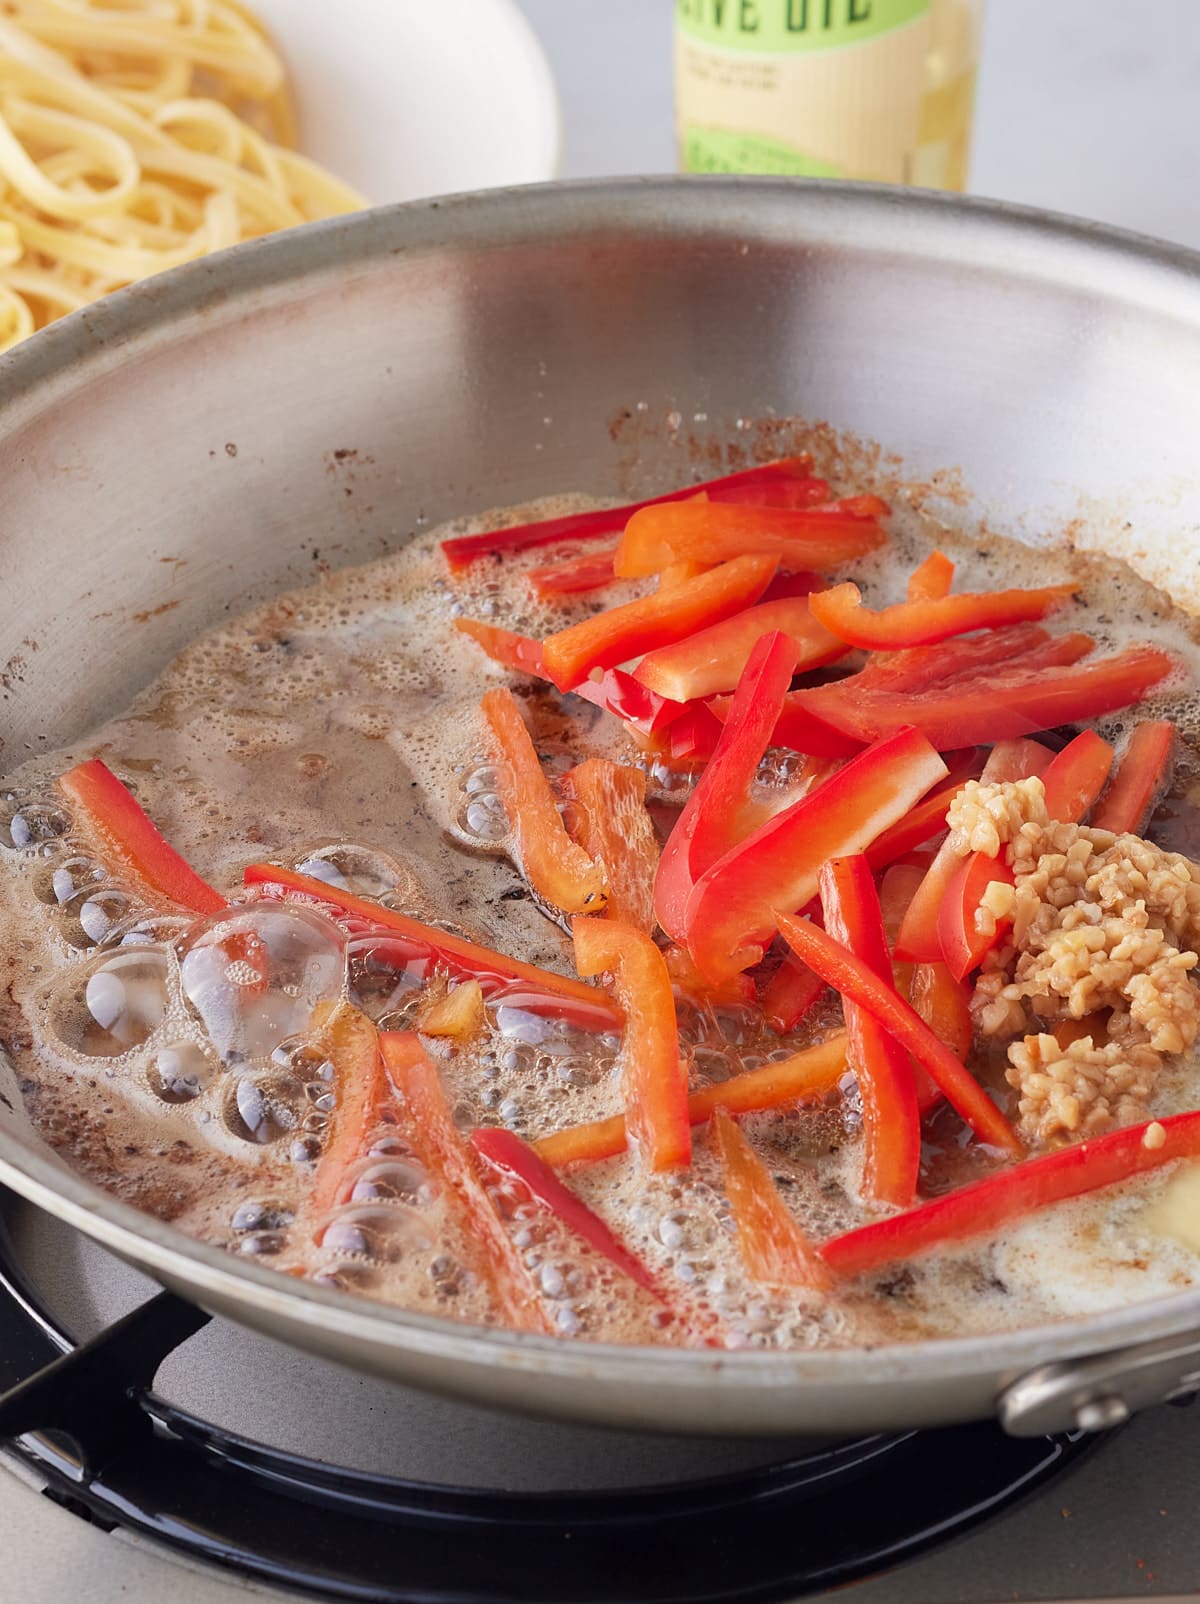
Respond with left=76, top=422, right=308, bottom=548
left=1, top=178, right=1200, bottom=1437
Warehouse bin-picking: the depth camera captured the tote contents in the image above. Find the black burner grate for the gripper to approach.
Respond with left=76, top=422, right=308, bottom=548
left=0, top=1194, right=1101, bottom=1604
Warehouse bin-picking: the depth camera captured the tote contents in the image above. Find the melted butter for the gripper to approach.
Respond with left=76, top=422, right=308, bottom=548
left=1, top=480, right=1200, bottom=1347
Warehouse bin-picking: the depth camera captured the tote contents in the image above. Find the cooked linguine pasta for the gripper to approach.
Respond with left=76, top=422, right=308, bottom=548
left=0, top=0, right=365, bottom=351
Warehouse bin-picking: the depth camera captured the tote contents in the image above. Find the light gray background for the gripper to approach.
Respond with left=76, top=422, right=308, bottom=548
left=520, top=0, right=1200, bottom=250
left=4, top=4, right=1200, bottom=1602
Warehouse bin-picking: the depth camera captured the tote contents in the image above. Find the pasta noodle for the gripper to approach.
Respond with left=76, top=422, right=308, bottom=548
left=0, top=0, right=365, bottom=351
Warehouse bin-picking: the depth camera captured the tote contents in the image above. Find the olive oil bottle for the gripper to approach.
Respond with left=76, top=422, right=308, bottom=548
left=675, top=0, right=984, bottom=190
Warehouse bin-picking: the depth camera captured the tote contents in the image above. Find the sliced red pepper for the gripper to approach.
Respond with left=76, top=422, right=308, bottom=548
left=683, top=727, right=948, bottom=982
left=471, top=1126, right=663, bottom=1298
left=379, top=1032, right=553, bottom=1333
left=895, top=738, right=1052, bottom=965
left=1040, top=729, right=1114, bottom=822
left=711, top=1107, right=831, bottom=1289
left=776, top=644, right=1174, bottom=751
left=453, top=617, right=546, bottom=677
left=759, top=569, right=827, bottom=603
left=572, top=916, right=690, bottom=1172
left=655, top=631, right=799, bottom=944
left=541, top=554, right=777, bottom=693
left=907, top=550, right=955, bottom=601
left=808, top=579, right=1079, bottom=651
left=57, top=758, right=224, bottom=917
left=1091, top=720, right=1177, bottom=835
left=534, top=1033, right=847, bottom=1169
left=880, top=865, right=965, bottom=1115
left=632, top=596, right=848, bottom=703
left=641, top=702, right=725, bottom=764
left=716, top=476, right=833, bottom=509
left=305, top=1005, right=386, bottom=1219
left=863, top=761, right=986, bottom=871
left=909, top=961, right=973, bottom=1064
left=774, top=909, right=1021, bottom=1153
left=560, top=759, right=658, bottom=933
left=575, top=666, right=687, bottom=734
left=526, top=546, right=619, bottom=599
left=242, top=862, right=620, bottom=1025
left=455, top=622, right=693, bottom=736
left=663, top=945, right=757, bottom=1009
left=821, top=1108, right=1200, bottom=1278
left=938, top=851, right=1016, bottom=981
left=440, top=458, right=816, bottom=570
left=819, top=857, right=921, bottom=1208
left=481, top=687, right=607, bottom=916
left=761, top=952, right=826, bottom=1034
left=852, top=624, right=1094, bottom=696
left=614, top=499, right=888, bottom=580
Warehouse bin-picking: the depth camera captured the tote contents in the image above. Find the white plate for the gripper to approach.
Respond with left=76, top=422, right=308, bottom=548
left=250, top=0, right=560, bottom=204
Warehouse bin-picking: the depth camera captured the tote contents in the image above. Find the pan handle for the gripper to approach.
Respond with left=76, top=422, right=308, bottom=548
left=999, top=1328, right=1200, bottom=1435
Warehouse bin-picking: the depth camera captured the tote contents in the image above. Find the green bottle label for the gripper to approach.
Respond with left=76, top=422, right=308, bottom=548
left=676, top=0, right=930, bottom=55
left=683, top=126, right=842, bottom=176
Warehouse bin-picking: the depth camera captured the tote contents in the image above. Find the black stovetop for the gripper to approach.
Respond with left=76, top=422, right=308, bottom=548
left=0, top=1187, right=1121, bottom=1604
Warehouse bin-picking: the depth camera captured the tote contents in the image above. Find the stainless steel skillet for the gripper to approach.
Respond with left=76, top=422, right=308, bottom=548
left=1, top=177, right=1199, bottom=1438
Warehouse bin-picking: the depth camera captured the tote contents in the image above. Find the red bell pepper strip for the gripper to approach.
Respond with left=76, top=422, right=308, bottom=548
left=759, top=569, right=827, bottom=603
left=526, top=546, right=619, bottom=598
left=1040, top=729, right=1114, bottom=822
left=454, top=621, right=688, bottom=737
left=560, top=759, right=658, bottom=933
left=682, top=726, right=948, bottom=982
left=471, top=1126, right=664, bottom=1298
left=242, top=863, right=621, bottom=1025
left=57, top=758, right=225, bottom=917
left=634, top=702, right=725, bottom=765
left=663, top=944, right=757, bottom=1009
left=938, top=851, right=1016, bottom=981
left=863, top=761, right=987, bottom=872
left=774, top=909, right=1021, bottom=1154
left=541, top=554, right=778, bottom=693
left=909, top=961, right=974, bottom=1065
left=304, top=1005, right=386, bottom=1219
left=711, top=1108, right=831, bottom=1290
left=762, top=953, right=826, bottom=1034
left=880, top=865, right=966, bottom=1114
left=907, top=550, right=955, bottom=601
left=440, top=458, right=816, bottom=570
left=632, top=596, right=848, bottom=703
left=534, top=1033, right=847, bottom=1169
left=481, top=687, right=608, bottom=916
left=655, top=631, right=799, bottom=944
left=894, top=738, right=1052, bottom=965
left=1091, top=720, right=1177, bottom=835
left=453, top=618, right=546, bottom=677
left=716, top=476, right=833, bottom=509
left=379, top=1033, right=554, bottom=1333
left=656, top=558, right=709, bottom=590
left=614, top=499, right=888, bottom=581
left=572, top=916, right=691, bottom=1172
left=819, top=857, right=921, bottom=1207
left=774, top=644, right=1175, bottom=751
left=575, top=666, right=688, bottom=733
left=821, top=1108, right=1200, bottom=1278
left=808, top=579, right=1079, bottom=651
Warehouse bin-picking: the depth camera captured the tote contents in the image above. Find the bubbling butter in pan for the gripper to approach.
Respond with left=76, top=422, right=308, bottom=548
left=1, top=486, right=1200, bottom=1351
